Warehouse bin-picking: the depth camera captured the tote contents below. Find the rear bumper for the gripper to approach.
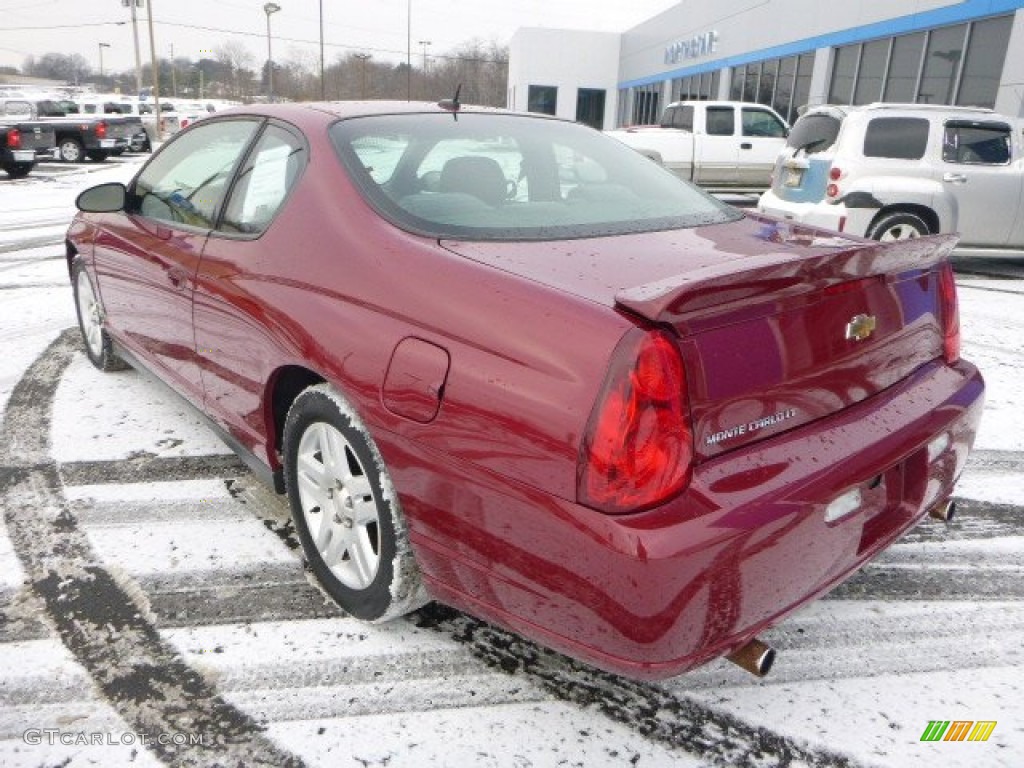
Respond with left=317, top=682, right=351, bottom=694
left=391, top=358, right=984, bottom=680
left=758, top=188, right=876, bottom=237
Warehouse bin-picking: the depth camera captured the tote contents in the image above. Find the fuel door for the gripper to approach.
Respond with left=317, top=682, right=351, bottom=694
left=382, top=337, right=450, bottom=423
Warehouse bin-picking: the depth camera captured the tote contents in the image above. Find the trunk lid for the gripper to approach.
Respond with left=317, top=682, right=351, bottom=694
left=441, top=214, right=958, bottom=460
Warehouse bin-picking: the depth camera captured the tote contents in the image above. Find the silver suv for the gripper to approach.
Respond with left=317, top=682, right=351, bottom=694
left=758, top=103, right=1024, bottom=254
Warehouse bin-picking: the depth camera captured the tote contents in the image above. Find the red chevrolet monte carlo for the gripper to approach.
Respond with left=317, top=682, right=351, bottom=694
left=67, top=101, right=984, bottom=680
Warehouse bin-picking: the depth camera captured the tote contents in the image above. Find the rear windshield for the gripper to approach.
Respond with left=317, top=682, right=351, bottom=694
left=329, top=112, right=739, bottom=241
left=786, top=114, right=841, bottom=154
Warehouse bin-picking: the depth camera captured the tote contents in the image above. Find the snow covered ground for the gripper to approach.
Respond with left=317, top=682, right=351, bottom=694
left=1, top=159, right=1022, bottom=767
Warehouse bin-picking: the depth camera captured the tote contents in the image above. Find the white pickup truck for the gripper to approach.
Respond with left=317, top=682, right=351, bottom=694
left=607, top=100, right=789, bottom=192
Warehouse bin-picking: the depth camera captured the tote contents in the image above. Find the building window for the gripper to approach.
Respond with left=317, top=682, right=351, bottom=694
left=528, top=85, right=557, bottom=115
left=729, top=53, right=813, bottom=124
left=957, top=16, right=1013, bottom=108
left=631, top=83, right=662, bottom=125
left=883, top=32, right=925, bottom=102
left=576, top=88, right=606, bottom=130
left=853, top=38, right=889, bottom=105
left=918, top=24, right=968, bottom=105
left=671, top=70, right=720, bottom=102
left=829, top=15, right=1012, bottom=110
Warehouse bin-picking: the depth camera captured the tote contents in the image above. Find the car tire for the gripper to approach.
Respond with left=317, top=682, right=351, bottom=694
left=283, top=383, right=427, bottom=622
left=868, top=211, right=929, bottom=241
left=86, top=149, right=110, bottom=162
left=2, top=162, right=33, bottom=179
left=72, top=260, right=129, bottom=372
left=58, top=137, right=85, bottom=163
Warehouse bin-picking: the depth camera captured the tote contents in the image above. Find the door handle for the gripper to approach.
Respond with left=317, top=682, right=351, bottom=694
left=740, top=142, right=753, bottom=150
left=943, top=172, right=968, bottom=183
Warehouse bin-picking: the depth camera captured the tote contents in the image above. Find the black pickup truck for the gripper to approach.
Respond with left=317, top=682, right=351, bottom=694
left=1, top=102, right=56, bottom=178
left=32, top=99, right=135, bottom=163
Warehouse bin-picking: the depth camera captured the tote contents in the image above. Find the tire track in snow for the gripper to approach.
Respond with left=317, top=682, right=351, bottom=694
left=0, top=329, right=305, bottom=768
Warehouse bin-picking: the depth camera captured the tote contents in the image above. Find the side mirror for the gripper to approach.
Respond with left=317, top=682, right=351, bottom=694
left=76, top=182, right=127, bottom=213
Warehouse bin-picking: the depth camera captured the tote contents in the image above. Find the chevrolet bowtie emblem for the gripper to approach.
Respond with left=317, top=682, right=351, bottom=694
left=845, top=313, right=877, bottom=341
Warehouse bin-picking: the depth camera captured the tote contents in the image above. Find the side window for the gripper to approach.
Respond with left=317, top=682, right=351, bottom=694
left=742, top=108, right=787, bottom=138
left=706, top=107, right=735, bottom=136
left=221, top=124, right=307, bottom=235
left=863, top=117, right=929, bottom=160
left=674, top=106, right=694, bottom=131
left=133, top=119, right=259, bottom=228
left=942, top=122, right=1011, bottom=165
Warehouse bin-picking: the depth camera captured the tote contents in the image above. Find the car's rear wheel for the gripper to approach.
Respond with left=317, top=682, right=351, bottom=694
left=87, top=149, right=110, bottom=162
left=283, top=383, right=427, bottom=622
left=72, top=260, right=128, bottom=371
left=2, top=162, right=33, bottom=179
left=868, top=211, right=929, bottom=241
left=58, top=137, right=84, bottom=163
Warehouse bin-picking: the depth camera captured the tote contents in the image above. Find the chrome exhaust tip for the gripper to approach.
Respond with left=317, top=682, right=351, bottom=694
left=928, top=498, right=956, bottom=523
left=726, top=638, right=775, bottom=677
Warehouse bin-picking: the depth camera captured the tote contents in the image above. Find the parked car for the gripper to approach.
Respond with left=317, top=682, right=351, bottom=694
left=67, top=101, right=983, bottom=680
left=1, top=98, right=56, bottom=178
left=28, top=99, right=134, bottom=162
left=758, top=103, right=1024, bottom=253
left=607, top=100, right=789, bottom=191
left=71, top=95, right=152, bottom=152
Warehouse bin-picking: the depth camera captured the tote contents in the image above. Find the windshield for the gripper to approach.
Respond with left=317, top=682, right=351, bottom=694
left=786, top=113, right=841, bottom=154
left=330, top=112, right=739, bottom=241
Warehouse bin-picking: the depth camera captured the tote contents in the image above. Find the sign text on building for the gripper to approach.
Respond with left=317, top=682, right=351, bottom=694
left=664, top=31, right=720, bottom=65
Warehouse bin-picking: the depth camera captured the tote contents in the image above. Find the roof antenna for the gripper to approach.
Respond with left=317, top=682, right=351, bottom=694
left=438, top=84, right=462, bottom=119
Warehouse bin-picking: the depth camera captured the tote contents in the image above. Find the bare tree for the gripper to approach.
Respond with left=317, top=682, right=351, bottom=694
left=215, top=40, right=256, bottom=100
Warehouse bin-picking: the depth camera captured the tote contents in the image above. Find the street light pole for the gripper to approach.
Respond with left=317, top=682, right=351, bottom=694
left=264, top=2, right=281, bottom=102
left=354, top=53, right=371, bottom=99
left=98, top=42, right=110, bottom=77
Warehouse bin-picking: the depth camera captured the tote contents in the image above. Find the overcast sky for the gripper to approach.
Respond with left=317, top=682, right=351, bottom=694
left=1, top=0, right=678, bottom=75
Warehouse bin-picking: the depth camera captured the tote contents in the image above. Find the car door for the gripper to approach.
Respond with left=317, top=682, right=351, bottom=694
left=693, top=105, right=738, bottom=186
left=91, top=118, right=261, bottom=403
left=192, top=121, right=308, bottom=455
left=735, top=106, right=789, bottom=186
left=940, top=120, right=1021, bottom=247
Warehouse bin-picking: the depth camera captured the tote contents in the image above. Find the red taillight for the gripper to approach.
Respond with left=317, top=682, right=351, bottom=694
left=828, top=166, right=842, bottom=181
left=578, top=329, right=693, bottom=514
left=95, top=121, right=107, bottom=139
left=938, top=263, right=960, bottom=364
left=826, top=183, right=839, bottom=198
left=7, top=128, right=21, bottom=149
left=180, top=118, right=189, bottom=129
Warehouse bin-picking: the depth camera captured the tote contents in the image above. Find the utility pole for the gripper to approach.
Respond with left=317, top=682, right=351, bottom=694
left=125, top=0, right=144, bottom=96
left=319, top=0, right=325, bottom=100
left=170, top=42, right=177, bottom=97
left=146, top=0, right=162, bottom=140
left=406, top=0, right=411, bottom=100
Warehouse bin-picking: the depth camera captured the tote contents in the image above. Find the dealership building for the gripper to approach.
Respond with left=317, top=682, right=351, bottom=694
left=507, top=0, right=1024, bottom=129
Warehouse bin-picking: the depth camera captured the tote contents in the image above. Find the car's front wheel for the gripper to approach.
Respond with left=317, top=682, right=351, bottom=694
left=72, top=260, right=128, bottom=371
left=868, top=211, right=930, bottom=241
left=283, top=383, right=427, bottom=622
